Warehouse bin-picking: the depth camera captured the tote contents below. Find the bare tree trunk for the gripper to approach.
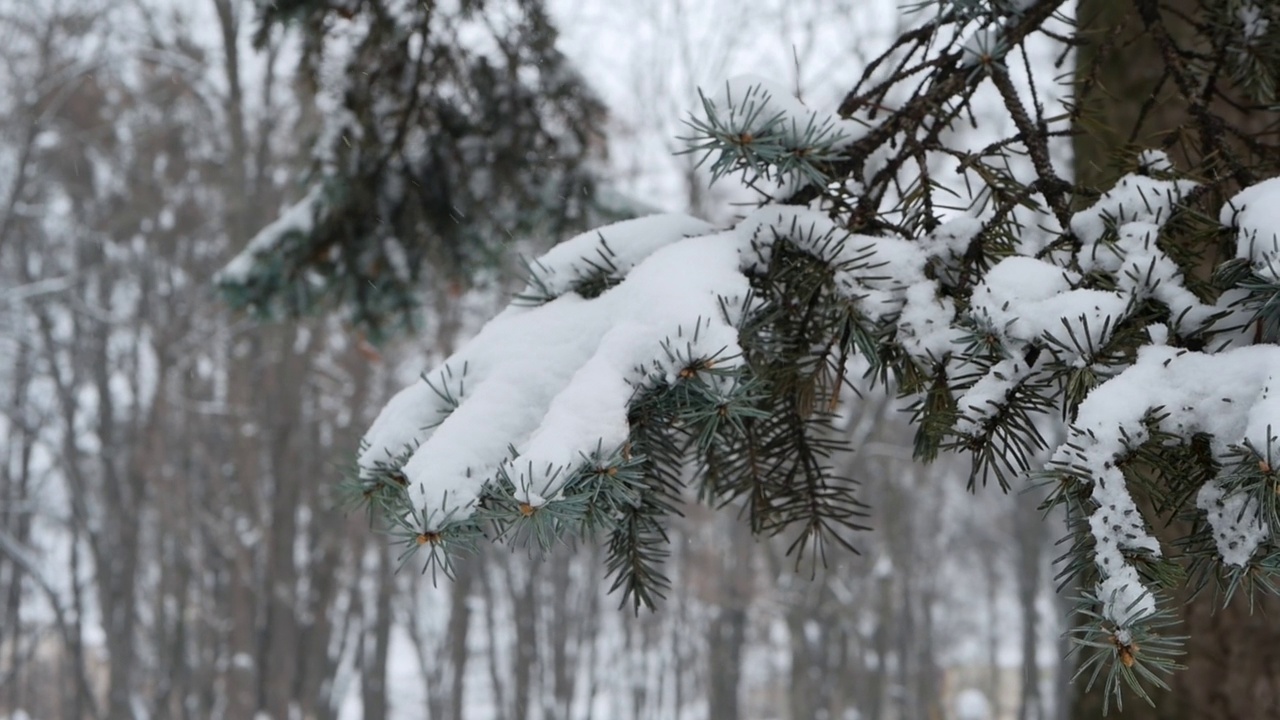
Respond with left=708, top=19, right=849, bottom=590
left=984, top=558, right=1003, bottom=720
left=258, top=329, right=306, bottom=719
left=361, top=551, right=394, bottom=720
left=544, top=549, right=599, bottom=719
left=1, top=336, right=34, bottom=714
left=785, top=608, right=819, bottom=720
left=625, top=617, right=648, bottom=720
left=511, top=563, right=539, bottom=720
left=1016, top=494, right=1044, bottom=720
left=868, top=558, right=892, bottom=720
left=447, top=562, right=476, bottom=720
left=919, top=586, right=943, bottom=720
left=706, top=604, right=747, bottom=720
left=68, top=515, right=95, bottom=720
left=706, top=518, right=752, bottom=720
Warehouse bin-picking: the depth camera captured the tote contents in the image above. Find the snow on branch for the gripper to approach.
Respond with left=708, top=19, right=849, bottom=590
left=346, top=60, right=1280, bottom=703
left=359, top=214, right=744, bottom=524
left=1224, top=176, right=1280, bottom=282
left=217, top=185, right=327, bottom=285
left=520, top=214, right=715, bottom=302
left=1052, top=344, right=1280, bottom=622
left=357, top=181, right=985, bottom=535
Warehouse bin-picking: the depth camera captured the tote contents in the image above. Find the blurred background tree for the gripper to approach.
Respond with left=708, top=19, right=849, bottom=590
left=216, top=0, right=611, bottom=341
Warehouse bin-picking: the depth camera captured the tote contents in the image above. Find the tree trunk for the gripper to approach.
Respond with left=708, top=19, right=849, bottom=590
left=447, top=562, right=476, bottom=720
left=361, top=550, right=394, bottom=720
left=511, top=564, right=538, bottom=720
left=706, top=518, right=752, bottom=720
left=707, top=605, right=747, bottom=720
left=1071, top=1, right=1280, bottom=717
left=1016, top=493, right=1045, bottom=720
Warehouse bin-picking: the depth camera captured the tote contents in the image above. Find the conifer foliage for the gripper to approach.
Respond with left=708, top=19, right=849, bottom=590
left=217, top=0, right=606, bottom=340
left=230, top=0, right=1280, bottom=710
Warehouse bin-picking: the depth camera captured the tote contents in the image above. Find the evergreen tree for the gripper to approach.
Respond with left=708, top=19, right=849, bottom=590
left=228, top=0, right=1280, bottom=713
left=1069, top=1, right=1280, bottom=716
left=216, top=0, right=609, bottom=340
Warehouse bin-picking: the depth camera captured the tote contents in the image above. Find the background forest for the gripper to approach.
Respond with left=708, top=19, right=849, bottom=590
left=1, top=1, right=1071, bottom=719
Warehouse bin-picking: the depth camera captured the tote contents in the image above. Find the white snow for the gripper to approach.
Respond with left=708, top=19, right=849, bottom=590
left=217, top=185, right=325, bottom=283
left=953, top=357, right=1034, bottom=436
left=1238, top=3, right=1270, bottom=43
left=953, top=256, right=1125, bottom=434
left=1223, top=176, right=1280, bottom=281
left=1097, top=221, right=1216, bottom=332
left=524, top=213, right=715, bottom=298
left=360, top=200, right=984, bottom=528
left=1052, top=344, right=1280, bottom=624
left=360, top=216, right=753, bottom=525
left=509, top=231, right=750, bottom=505
left=740, top=205, right=967, bottom=359
left=1061, top=165, right=1217, bottom=333
left=970, top=256, right=1126, bottom=350
left=1136, top=149, right=1174, bottom=173
left=1070, top=173, right=1196, bottom=245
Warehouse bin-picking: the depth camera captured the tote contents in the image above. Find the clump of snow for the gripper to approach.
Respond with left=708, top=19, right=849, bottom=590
left=1078, top=220, right=1217, bottom=332
left=524, top=214, right=715, bottom=299
left=953, top=256, right=1128, bottom=434
left=1098, top=564, right=1157, bottom=627
left=1146, top=323, right=1169, bottom=346
left=920, top=216, right=982, bottom=263
left=1197, top=480, right=1267, bottom=568
left=1070, top=173, right=1196, bottom=245
left=897, top=281, right=961, bottom=360
left=509, top=232, right=749, bottom=505
left=1245, top=373, right=1280, bottom=455
left=1137, top=149, right=1174, bottom=174
left=738, top=205, right=868, bottom=272
left=1238, top=3, right=1270, bottom=43
left=739, top=205, right=964, bottom=359
left=953, top=356, right=1034, bottom=436
left=1223, top=176, right=1280, bottom=282
left=971, top=257, right=1126, bottom=350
